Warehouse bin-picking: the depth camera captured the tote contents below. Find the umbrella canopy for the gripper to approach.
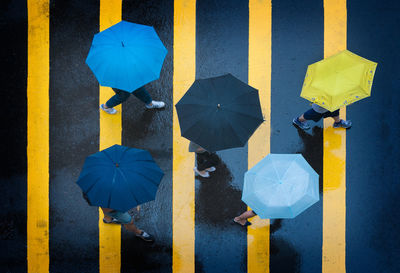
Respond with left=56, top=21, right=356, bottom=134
left=86, top=20, right=168, bottom=92
left=175, top=74, right=264, bottom=152
left=242, top=154, right=319, bottom=219
left=300, top=50, right=377, bottom=112
left=76, top=145, right=164, bottom=212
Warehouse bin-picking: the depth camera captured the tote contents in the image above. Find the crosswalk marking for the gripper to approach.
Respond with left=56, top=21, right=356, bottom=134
left=99, top=1, right=122, bottom=272
left=172, top=1, right=196, bottom=272
left=27, top=0, right=50, bottom=272
left=323, top=0, right=347, bottom=272
left=247, top=0, right=272, bottom=272
left=23, top=1, right=353, bottom=271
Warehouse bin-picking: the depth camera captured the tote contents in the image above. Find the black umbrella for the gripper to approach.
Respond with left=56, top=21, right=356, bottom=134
left=175, top=74, right=264, bottom=152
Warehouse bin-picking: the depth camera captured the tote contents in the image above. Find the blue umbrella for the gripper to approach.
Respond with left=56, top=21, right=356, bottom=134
left=76, top=145, right=164, bottom=212
left=86, top=20, right=168, bottom=92
left=242, top=154, right=319, bottom=219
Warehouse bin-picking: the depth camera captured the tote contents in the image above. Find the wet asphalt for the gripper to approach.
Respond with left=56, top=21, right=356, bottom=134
left=1, top=0, right=400, bottom=272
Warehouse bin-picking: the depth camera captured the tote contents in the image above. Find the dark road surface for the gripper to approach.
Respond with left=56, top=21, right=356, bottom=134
left=1, top=0, right=400, bottom=272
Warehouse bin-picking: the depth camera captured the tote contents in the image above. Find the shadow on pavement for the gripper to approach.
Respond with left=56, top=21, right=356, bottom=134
left=294, top=125, right=323, bottom=193
left=195, top=155, right=244, bottom=226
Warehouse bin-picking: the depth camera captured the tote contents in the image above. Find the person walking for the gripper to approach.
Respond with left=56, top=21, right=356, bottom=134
left=189, top=141, right=218, bottom=178
left=101, top=207, right=154, bottom=242
left=100, top=86, right=165, bottom=114
left=293, top=103, right=352, bottom=130
left=82, top=193, right=154, bottom=242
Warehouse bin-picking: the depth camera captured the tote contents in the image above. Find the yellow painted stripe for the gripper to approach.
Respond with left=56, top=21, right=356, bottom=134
left=99, top=1, right=122, bottom=272
left=27, top=1, right=49, bottom=272
left=323, top=1, right=347, bottom=272
left=247, top=0, right=272, bottom=272
left=173, top=1, right=196, bottom=272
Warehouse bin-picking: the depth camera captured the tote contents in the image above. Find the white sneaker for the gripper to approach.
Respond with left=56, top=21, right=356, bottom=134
left=145, top=100, right=165, bottom=109
left=205, top=167, right=216, bottom=172
left=100, top=104, right=117, bottom=114
left=194, top=167, right=210, bottom=178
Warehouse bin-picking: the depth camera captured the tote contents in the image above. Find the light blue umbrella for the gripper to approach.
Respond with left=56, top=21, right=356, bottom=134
left=242, top=154, right=319, bottom=219
left=86, top=20, right=168, bottom=92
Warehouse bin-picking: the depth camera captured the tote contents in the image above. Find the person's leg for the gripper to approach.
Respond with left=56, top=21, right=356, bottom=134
left=329, top=109, right=352, bottom=128
left=234, top=210, right=257, bottom=226
left=332, top=115, right=341, bottom=123
left=194, top=152, right=210, bottom=177
left=198, top=152, right=217, bottom=171
left=122, top=217, right=155, bottom=242
left=123, top=219, right=142, bottom=235
left=132, top=86, right=153, bottom=104
left=204, top=153, right=218, bottom=172
left=103, top=88, right=131, bottom=110
left=133, top=86, right=166, bottom=109
left=102, top=208, right=154, bottom=241
left=298, top=114, right=307, bottom=122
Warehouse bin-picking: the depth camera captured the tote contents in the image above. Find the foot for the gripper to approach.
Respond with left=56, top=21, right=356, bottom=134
left=293, top=117, right=310, bottom=130
left=135, top=230, right=155, bottom=242
left=233, top=217, right=252, bottom=227
left=145, top=100, right=165, bottom=109
left=100, top=104, right=117, bottom=114
left=103, top=217, right=121, bottom=224
left=194, top=167, right=210, bottom=178
left=205, top=166, right=216, bottom=172
left=333, top=119, right=352, bottom=129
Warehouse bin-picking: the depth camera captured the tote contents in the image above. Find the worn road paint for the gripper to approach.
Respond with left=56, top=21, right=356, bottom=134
left=99, top=1, right=122, bottom=272
left=248, top=0, right=272, bottom=272
left=27, top=0, right=50, bottom=272
left=323, top=0, right=347, bottom=272
left=173, top=1, right=196, bottom=272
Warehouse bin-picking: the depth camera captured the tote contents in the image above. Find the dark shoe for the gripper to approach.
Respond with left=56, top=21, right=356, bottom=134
left=103, top=218, right=122, bottom=224
left=233, top=218, right=252, bottom=227
left=135, top=231, right=155, bottom=242
left=333, top=119, right=352, bottom=129
left=293, top=117, right=311, bottom=130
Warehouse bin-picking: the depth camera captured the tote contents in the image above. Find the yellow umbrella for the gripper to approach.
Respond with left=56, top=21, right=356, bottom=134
left=300, top=50, right=377, bottom=112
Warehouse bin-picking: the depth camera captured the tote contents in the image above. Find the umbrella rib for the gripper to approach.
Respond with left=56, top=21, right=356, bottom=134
left=107, top=170, right=118, bottom=208
left=82, top=176, right=102, bottom=195
left=123, top=168, right=160, bottom=193
left=102, top=150, right=116, bottom=164
left=281, top=158, right=297, bottom=181
left=270, top=159, right=282, bottom=182
left=224, top=115, right=250, bottom=145
left=124, top=46, right=160, bottom=79
left=132, top=166, right=163, bottom=186
left=117, top=168, right=141, bottom=208
left=222, top=107, right=264, bottom=121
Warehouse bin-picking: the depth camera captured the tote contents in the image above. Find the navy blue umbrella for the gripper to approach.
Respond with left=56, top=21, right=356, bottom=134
left=175, top=74, right=264, bottom=152
left=77, top=145, right=164, bottom=212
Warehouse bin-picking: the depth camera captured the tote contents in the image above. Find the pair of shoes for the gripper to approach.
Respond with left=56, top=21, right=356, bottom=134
left=205, top=166, right=216, bottom=172
left=103, top=218, right=121, bottom=224
left=194, top=167, right=210, bottom=178
left=145, top=100, right=165, bottom=109
left=135, top=230, right=155, bottom=242
left=333, top=119, right=352, bottom=129
left=100, top=104, right=117, bottom=114
left=292, top=117, right=310, bottom=130
left=233, top=218, right=252, bottom=227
